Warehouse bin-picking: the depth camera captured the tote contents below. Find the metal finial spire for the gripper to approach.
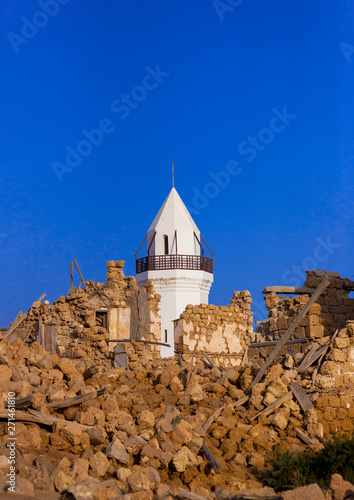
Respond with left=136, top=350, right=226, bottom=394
left=172, top=159, right=174, bottom=188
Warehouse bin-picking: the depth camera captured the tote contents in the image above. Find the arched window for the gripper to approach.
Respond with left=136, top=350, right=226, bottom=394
left=164, top=235, right=169, bottom=255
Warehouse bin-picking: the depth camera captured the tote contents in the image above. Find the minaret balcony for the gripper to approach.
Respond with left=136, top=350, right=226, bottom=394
left=136, top=254, right=213, bottom=274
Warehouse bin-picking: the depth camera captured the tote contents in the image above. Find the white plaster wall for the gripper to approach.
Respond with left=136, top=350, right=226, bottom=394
left=150, top=272, right=213, bottom=357
left=147, top=228, right=200, bottom=256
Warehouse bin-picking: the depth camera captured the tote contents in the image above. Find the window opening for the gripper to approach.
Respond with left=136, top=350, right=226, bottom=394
left=96, top=311, right=108, bottom=329
left=164, top=235, right=169, bottom=255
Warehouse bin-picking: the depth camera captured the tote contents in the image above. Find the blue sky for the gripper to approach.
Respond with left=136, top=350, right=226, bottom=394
left=0, top=0, right=353, bottom=326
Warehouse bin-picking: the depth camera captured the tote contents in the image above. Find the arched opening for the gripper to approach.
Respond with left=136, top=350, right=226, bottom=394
left=164, top=235, right=169, bottom=255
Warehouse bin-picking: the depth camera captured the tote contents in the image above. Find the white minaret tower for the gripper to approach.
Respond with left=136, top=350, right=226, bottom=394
left=135, top=172, right=214, bottom=357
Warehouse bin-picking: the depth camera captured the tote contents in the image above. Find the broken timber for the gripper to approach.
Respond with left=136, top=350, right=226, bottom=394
left=5, top=395, right=33, bottom=409
left=74, top=260, right=86, bottom=289
left=4, top=294, right=46, bottom=338
left=251, top=392, right=292, bottom=421
left=47, top=389, right=105, bottom=410
left=290, top=381, right=314, bottom=412
left=246, top=276, right=330, bottom=395
left=295, top=428, right=323, bottom=449
left=201, top=442, right=221, bottom=473
left=263, top=286, right=327, bottom=295
left=249, top=338, right=311, bottom=348
left=107, top=339, right=171, bottom=347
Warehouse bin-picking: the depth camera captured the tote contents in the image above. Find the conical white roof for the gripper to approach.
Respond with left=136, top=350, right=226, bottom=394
left=148, top=187, right=199, bottom=234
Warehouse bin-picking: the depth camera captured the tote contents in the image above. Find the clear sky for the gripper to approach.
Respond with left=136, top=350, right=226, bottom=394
left=0, top=0, right=353, bottom=326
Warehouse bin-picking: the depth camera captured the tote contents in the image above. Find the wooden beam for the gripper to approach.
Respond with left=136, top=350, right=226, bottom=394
left=202, top=351, right=222, bottom=371
left=5, top=395, right=33, bottom=409
left=251, top=392, right=292, bottom=421
left=311, top=330, right=339, bottom=386
left=200, top=443, right=221, bottom=473
left=47, top=389, right=105, bottom=410
left=0, top=409, right=94, bottom=429
left=74, top=260, right=86, bottom=289
left=295, top=428, right=323, bottom=448
left=87, top=282, right=108, bottom=299
left=4, top=294, right=46, bottom=338
left=0, top=409, right=58, bottom=426
left=37, top=317, right=44, bottom=346
left=290, top=382, right=314, bottom=412
left=249, top=338, right=311, bottom=348
left=107, top=339, right=170, bottom=347
left=246, top=276, right=330, bottom=395
left=68, top=261, right=76, bottom=294
left=297, top=345, right=329, bottom=374
left=263, top=286, right=327, bottom=295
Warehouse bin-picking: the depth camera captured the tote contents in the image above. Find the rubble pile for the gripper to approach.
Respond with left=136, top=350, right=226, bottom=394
left=0, top=327, right=353, bottom=500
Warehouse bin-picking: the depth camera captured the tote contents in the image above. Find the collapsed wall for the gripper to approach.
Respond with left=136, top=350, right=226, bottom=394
left=5, top=261, right=162, bottom=365
left=248, top=270, right=354, bottom=436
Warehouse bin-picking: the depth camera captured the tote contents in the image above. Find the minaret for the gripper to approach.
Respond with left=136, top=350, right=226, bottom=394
left=135, top=185, right=214, bottom=357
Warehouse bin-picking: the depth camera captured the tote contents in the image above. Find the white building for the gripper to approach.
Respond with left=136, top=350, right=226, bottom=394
left=135, top=187, right=214, bottom=357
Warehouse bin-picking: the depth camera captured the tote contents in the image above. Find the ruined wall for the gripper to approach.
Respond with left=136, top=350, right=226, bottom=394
left=6, top=261, right=162, bottom=361
left=257, top=271, right=354, bottom=340
left=245, top=270, right=354, bottom=436
left=174, top=290, right=253, bottom=367
left=249, top=270, right=354, bottom=363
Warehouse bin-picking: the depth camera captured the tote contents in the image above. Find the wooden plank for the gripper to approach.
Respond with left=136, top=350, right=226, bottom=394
left=311, top=330, right=339, bottom=385
left=232, top=395, right=249, bottom=408
left=250, top=338, right=311, bottom=348
left=290, top=381, right=314, bottom=412
left=0, top=409, right=58, bottom=426
left=98, top=289, right=111, bottom=302
left=4, top=294, right=46, bottom=338
left=251, top=391, right=292, bottom=421
left=47, top=389, right=105, bottom=410
left=114, top=343, right=128, bottom=369
left=295, top=428, right=323, bottom=448
left=68, top=261, right=76, bottom=294
left=246, top=276, right=330, bottom=395
left=87, top=282, right=108, bottom=299
left=297, top=345, right=329, bottom=373
left=200, top=442, right=221, bottom=473
left=241, top=346, right=248, bottom=367
left=12, top=311, right=23, bottom=325
left=5, top=395, right=33, bottom=409
left=44, top=325, right=58, bottom=355
left=107, top=339, right=171, bottom=347
left=202, top=351, right=222, bottom=371
left=297, top=345, right=318, bottom=369
left=74, top=260, right=86, bottom=289
left=203, top=404, right=226, bottom=433
left=263, top=286, right=323, bottom=295
left=37, top=317, right=44, bottom=346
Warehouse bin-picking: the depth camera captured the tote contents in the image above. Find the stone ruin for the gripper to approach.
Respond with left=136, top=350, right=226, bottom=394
left=0, top=264, right=354, bottom=499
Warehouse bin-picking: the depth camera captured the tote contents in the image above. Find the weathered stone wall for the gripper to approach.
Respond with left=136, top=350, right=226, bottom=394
left=257, top=271, right=354, bottom=341
left=246, top=271, right=354, bottom=437
left=174, top=290, right=253, bottom=367
left=7, top=261, right=162, bottom=360
left=249, top=271, right=354, bottom=364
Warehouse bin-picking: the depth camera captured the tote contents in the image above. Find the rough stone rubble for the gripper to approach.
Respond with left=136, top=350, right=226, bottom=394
left=0, top=266, right=353, bottom=499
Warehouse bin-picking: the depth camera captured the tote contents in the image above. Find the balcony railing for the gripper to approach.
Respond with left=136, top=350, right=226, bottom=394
left=136, top=254, right=213, bottom=274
